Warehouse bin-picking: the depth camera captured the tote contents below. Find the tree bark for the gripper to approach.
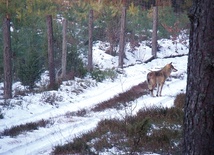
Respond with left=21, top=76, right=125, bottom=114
left=118, top=7, right=126, bottom=68
left=46, top=15, right=55, bottom=89
left=88, top=10, right=93, bottom=72
left=61, top=18, right=67, bottom=79
left=3, top=17, right=12, bottom=99
left=184, top=0, right=214, bottom=154
left=152, top=5, right=158, bottom=58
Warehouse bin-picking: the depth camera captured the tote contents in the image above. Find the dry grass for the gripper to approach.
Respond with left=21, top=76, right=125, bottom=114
left=92, top=81, right=148, bottom=112
left=65, top=109, right=88, bottom=117
left=0, top=119, right=52, bottom=137
left=52, top=93, right=186, bottom=155
left=63, top=82, right=148, bottom=118
left=174, top=93, right=185, bottom=109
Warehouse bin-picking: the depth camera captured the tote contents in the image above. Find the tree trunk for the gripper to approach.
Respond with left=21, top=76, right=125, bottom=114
left=61, top=18, right=67, bottom=80
left=3, top=17, right=12, bottom=99
left=184, top=0, right=214, bottom=154
left=46, top=15, right=55, bottom=89
left=152, top=5, right=158, bottom=58
left=88, top=10, right=93, bottom=72
left=118, top=7, right=126, bottom=68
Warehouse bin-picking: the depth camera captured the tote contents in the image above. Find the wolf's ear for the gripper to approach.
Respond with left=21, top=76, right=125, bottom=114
left=169, top=62, right=172, bottom=65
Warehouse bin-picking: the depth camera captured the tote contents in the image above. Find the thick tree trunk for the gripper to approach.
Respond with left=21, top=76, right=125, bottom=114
left=61, top=18, right=67, bottom=79
left=88, top=10, right=93, bottom=72
left=46, top=15, right=56, bottom=89
left=3, top=17, right=12, bottom=99
left=184, top=0, right=214, bottom=154
left=118, top=7, right=126, bottom=68
left=152, top=5, right=158, bottom=58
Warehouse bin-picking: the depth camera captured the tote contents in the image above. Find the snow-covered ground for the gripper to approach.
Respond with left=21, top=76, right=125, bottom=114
left=0, top=38, right=188, bottom=155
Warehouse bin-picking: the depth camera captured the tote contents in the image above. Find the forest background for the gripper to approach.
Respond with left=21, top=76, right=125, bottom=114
left=0, top=0, right=191, bottom=89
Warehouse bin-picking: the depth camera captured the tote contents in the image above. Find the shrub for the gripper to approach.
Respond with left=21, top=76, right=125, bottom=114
left=66, top=109, right=88, bottom=117
left=67, top=49, right=88, bottom=79
left=40, top=92, right=63, bottom=106
left=17, top=52, right=44, bottom=89
left=174, top=93, right=186, bottom=109
left=0, top=110, right=4, bottom=119
left=52, top=85, right=185, bottom=154
left=1, top=119, right=50, bottom=137
left=52, top=104, right=184, bottom=154
left=90, top=68, right=117, bottom=82
left=92, top=82, right=147, bottom=112
left=53, top=135, right=95, bottom=155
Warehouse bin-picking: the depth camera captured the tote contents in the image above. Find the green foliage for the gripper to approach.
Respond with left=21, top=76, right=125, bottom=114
left=127, top=4, right=152, bottom=43
left=65, top=2, right=89, bottom=37
left=71, top=1, right=90, bottom=23
left=158, top=7, right=176, bottom=38
left=67, top=49, right=88, bottom=78
left=176, top=11, right=190, bottom=29
left=90, top=68, right=117, bottom=82
left=127, top=4, right=151, bottom=35
left=159, top=7, right=178, bottom=27
left=63, top=3, right=89, bottom=59
left=17, top=51, right=44, bottom=89
left=90, top=68, right=106, bottom=82
left=0, top=0, right=58, bottom=82
left=158, top=6, right=189, bottom=38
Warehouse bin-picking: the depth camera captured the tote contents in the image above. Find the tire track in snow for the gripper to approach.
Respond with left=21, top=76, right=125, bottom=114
left=0, top=73, right=146, bottom=155
left=0, top=117, right=100, bottom=155
left=0, top=71, right=145, bottom=131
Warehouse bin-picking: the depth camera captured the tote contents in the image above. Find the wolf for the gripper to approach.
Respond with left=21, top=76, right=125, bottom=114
left=147, top=62, right=177, bottom=97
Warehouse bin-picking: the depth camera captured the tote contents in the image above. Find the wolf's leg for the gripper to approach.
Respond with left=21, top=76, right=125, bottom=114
left=156, top=84, right=159, bottom=97
left=159, top=83, right=164, bottom=96
left=150, top=90, right=153, bottom=96
left=149, top=89, right=154, bottom=97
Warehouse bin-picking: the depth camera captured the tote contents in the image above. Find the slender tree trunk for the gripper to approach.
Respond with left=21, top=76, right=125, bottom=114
left=184, top=0, right=214, bottom=154
left=152, top=5, right=158, bottom=58
left=118, top=7, right=126, bottom=68
left=61, top=18, right=67, bottom=79
left=3, top=17, right=12, bottom=99
left=88, top=10, right=93, bottom=72
left=46, top=15, right=55, bottom=89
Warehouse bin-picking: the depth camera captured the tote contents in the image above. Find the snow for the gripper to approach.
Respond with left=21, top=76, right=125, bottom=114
left=0, top=38, right=188, bottom=155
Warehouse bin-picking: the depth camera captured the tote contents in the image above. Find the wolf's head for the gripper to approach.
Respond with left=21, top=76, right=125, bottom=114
left=168, top=62, right=178, bottom=72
